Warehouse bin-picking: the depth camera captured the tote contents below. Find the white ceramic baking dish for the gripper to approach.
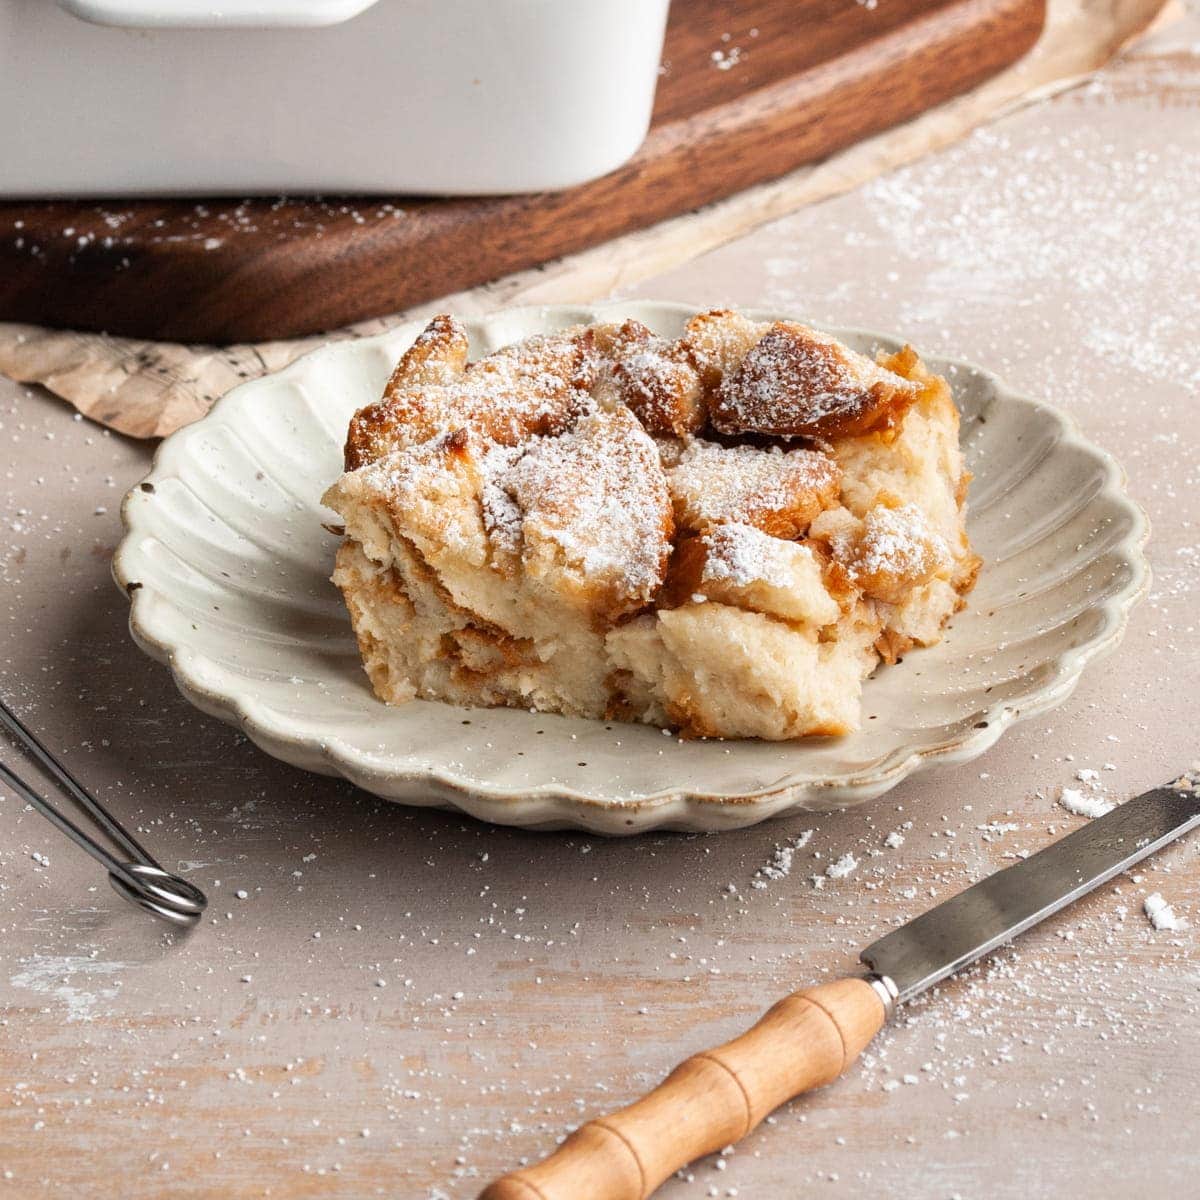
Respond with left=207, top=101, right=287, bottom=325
left=1, top=0, right=670, bottom=197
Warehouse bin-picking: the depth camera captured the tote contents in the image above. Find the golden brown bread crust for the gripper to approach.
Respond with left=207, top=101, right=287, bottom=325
left=667, top=438, right=841, bottom=540
left=496, top=405, right=674, bottom=624
left=600, top=319, right=707, bottom=437
left=345, top=316, right=598, bottom=470
left=658, top=534, right=708, bottom=610
left=711, top=322, right=921, bottom=440
left=326, top=309, right=980, bottom=740
left=677, top=308, right=764, bottom=399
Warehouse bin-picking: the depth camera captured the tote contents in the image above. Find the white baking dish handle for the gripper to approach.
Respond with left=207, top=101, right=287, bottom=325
left=58, top=0, right=383, bottom=28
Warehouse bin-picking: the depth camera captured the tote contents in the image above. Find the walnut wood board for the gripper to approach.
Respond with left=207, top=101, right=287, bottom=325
left=0, top=0, right=1043, bottom=343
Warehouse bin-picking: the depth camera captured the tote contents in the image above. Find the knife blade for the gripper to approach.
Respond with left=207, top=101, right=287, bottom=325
left=481, top=776, right=1199, bottom=1200
left=861, top=779, right=1200, bottom=1005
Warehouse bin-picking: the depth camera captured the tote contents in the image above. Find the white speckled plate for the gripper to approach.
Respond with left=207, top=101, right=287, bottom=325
left=113, top=302, right=1149, bottom=833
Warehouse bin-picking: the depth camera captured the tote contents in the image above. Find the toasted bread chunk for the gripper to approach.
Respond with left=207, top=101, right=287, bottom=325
left=667, top=438, right=841, bottom=539
left=678, top=308, right=768, bottom=397
left=323, top=428, right=534, bottom=635
left=828, top=343, right=981, bottom=597
left=345, top=316, right=598, bottom=469
left=491, top=406, right=674, bottom=622
left=597, top=319, right=707, bottom=437
left=711, top=322, right=921, bottom=440
left=387, top=312, right=470, bottom=386
left=607, top=604, right=873, bottom=740
left=664, top=525, right=841, bottom=626
left=813, top=502, right=952, bottom=606
left=325, top=428, right=488, bottom=570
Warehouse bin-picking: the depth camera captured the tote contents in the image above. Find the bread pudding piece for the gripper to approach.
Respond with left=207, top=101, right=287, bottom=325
left=666, top=439, right=841, bottom=539
left=711, top=322, right=922, bottom=439
left=322, top=310, right=980, bottom=740
left=344, top=316, right=600, bottom=469
left=325, top=405, right=672, bottom=717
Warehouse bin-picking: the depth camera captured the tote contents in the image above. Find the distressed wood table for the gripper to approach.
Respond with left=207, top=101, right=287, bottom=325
left=1, top=17, right=1197, bottom=1197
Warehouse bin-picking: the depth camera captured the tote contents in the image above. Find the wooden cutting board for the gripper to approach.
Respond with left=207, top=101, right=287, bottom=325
left=0, top=0, right=1043, bottom=342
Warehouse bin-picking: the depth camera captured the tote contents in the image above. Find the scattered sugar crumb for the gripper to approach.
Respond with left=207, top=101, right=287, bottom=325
left=752, top=830, right=813, bottom=888
left=824, top=853, right=858, bottom=881
left=1143, top=893, right=1186, bottom=932
left=1058, top=786, right=1115, bottom=819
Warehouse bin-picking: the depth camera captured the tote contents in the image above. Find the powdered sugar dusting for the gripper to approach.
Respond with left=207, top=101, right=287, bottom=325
left=714, top=324, right=915, bottom=435
left=856, top=503, right=949, bottom=580
left=478, top=443, right=523, bottom=557
left=356, top=323, right=598, bottom=462
left=502, top=407, right=671, bottom=601
left=701, top=522, right=812, bottom=588
left=9, top=954, right=130, bottom=1023
left=668, top=437, right=838, bottom=529
left=614, top=347, right=686, bottom=406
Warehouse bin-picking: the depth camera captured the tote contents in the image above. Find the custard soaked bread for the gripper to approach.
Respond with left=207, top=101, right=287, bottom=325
left=323, top=311, right=979, bottom=740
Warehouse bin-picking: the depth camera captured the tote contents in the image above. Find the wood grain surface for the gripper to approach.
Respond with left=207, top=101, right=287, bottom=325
left=0, top=0, right=1044, bottom=342
left=0, top=16, right=1197, bottom=1200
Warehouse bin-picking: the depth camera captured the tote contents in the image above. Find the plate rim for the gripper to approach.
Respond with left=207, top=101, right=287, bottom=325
left=112, top=300, right=1151, bottom=831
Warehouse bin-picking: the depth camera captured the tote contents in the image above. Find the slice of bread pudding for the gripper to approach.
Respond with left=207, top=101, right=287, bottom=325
left=322, top=311, right=979, bottom=740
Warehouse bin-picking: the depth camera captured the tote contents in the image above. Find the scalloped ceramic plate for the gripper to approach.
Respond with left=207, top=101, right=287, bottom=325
left=113, top=302, right=1149, bottom=833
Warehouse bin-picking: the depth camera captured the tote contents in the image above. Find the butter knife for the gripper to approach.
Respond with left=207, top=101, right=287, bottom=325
left=482, top=777, right=1199, bottom=1200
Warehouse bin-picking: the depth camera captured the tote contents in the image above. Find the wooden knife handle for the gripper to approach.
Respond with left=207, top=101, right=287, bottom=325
left=479, top=977, right=887, bottom=1200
